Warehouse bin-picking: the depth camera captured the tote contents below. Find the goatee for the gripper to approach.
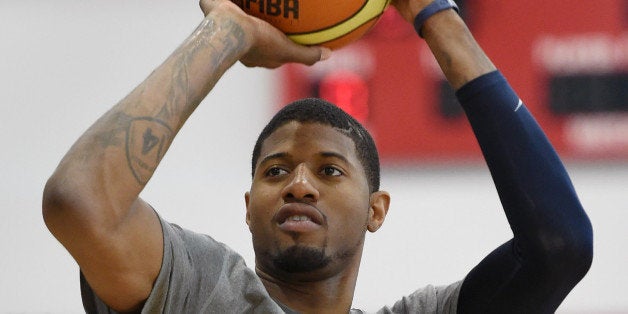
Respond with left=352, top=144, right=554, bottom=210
left=273, top=245, right=331, bottom=273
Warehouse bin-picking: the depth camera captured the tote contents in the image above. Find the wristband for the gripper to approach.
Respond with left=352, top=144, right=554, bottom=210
left=413, top=0, right=459, bottom=38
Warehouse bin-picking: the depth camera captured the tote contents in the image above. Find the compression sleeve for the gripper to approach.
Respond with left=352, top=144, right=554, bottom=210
left=454, top=71, right=593, bottom=314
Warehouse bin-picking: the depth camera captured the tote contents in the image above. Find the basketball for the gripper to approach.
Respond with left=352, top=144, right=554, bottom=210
left=231, top=0, right=391, bottom=49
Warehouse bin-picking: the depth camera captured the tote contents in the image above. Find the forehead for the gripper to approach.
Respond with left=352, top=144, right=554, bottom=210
left=259, top=121, right=358, bottom=163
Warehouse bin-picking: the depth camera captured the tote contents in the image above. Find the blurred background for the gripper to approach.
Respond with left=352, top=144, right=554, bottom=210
left=1, top=0, right=626, bottom=312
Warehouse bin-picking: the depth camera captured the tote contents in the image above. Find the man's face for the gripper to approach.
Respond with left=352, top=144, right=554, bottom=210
left=245, top=121, right=376, bottom=280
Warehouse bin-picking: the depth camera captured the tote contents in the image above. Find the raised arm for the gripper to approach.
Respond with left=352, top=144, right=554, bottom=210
left=392, top=0, right=593, bottom=312
left=42, top=1, right=327, bottom=311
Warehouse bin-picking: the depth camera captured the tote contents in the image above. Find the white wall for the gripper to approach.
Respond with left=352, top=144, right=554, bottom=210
left=1, top=1, right=626, bottom=313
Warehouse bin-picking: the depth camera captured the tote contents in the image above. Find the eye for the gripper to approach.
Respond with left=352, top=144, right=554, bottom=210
left=321, top=166, right=343, bottom=177
left=265, top=166, right=288, bottom=177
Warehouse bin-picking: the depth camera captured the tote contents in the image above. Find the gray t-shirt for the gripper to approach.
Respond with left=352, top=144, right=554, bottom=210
left=81, top=216, right=461, bottom=313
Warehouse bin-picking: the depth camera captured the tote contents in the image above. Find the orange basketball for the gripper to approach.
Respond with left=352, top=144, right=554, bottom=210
left=231, top=0, right=391, bottom=49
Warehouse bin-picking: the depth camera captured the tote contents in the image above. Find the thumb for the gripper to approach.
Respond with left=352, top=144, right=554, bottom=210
left=314, top=47, right=333, bottom=63
left=284, top=45, right=332, bottom=66
left=318, top=47, right=333, bottom=62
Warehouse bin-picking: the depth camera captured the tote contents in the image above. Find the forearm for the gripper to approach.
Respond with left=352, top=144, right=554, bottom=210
left=459, top=72, right=592, bottom=253
left=422, top=10, right=495, bottom=89
left=45, top=12, right=249, bottom=225
left=406, top=0, right=591, bottom=249
left=456, top=72, right=592, bottom=313
left=395, top=0, right=496, bottom=89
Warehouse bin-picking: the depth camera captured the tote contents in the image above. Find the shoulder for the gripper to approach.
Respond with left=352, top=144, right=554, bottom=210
left=151, top=216, right=246, bottom=289
left=163, top=220, right=233, bottom=263
left=374, top=281, right=462, bottom=314
left=143, top=216, right=282, bottom=312
left=82, top=214, right=283, bottom=313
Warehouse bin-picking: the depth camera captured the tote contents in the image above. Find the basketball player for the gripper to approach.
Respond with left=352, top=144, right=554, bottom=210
left=43, top=0, right=593, bottom=312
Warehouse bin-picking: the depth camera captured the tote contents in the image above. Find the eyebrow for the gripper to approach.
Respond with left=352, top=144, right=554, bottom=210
left=258, top=152, right=289, bottom=167
left=257, top=151, right=351, bottom=167
left=320, top=151, right=350, bottom=164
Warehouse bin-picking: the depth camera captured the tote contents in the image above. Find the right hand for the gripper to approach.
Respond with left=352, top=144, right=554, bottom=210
left=199, top=0, right=330, bottom=68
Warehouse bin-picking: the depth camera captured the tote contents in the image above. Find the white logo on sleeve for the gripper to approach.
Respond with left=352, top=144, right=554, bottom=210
left=515, top=99, right=523, bottom=112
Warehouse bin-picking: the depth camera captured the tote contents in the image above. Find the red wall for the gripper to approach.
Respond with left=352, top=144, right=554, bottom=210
left=281, top=1, right=628, bottom=164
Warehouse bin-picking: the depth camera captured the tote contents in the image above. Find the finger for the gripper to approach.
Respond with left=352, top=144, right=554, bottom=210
left=319, top=47, right=332, bottom=61
left=282, top=44, right=332, bottom=66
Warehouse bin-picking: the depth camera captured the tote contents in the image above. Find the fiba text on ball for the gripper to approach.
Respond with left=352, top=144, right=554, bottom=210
left=233, top=0, right=299, bottom=19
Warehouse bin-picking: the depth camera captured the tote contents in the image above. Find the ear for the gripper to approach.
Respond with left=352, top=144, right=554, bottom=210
left=367, top=191, right=390, bottom=233
left=244, top=191, right=251, bottom=229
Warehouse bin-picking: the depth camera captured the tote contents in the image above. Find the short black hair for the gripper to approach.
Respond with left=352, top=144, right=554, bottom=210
left=251, top=98, right=380, bottom=193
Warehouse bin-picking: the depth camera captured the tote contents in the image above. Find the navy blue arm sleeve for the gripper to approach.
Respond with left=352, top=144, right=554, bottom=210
left=454, top=71, right=593, bottom=314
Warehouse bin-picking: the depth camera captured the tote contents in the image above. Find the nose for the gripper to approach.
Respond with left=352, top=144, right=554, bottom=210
left=282, top=164, right=319, bottom=203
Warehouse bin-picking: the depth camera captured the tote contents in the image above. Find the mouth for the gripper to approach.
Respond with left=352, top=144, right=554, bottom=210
left=274, top=203, right=325, bottom=233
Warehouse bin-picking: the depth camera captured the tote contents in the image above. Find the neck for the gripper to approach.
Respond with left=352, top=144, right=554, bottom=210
left=257, top=249, right=363, bottom=314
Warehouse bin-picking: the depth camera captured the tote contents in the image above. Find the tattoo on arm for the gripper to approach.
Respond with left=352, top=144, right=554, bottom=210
left=120, top=18, right=246, bottom=186
left=154, top=17, right=246, bottom=122
left=125, top=117, right=173, bottom=185
left=85, top=16, right=248, bottom=186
